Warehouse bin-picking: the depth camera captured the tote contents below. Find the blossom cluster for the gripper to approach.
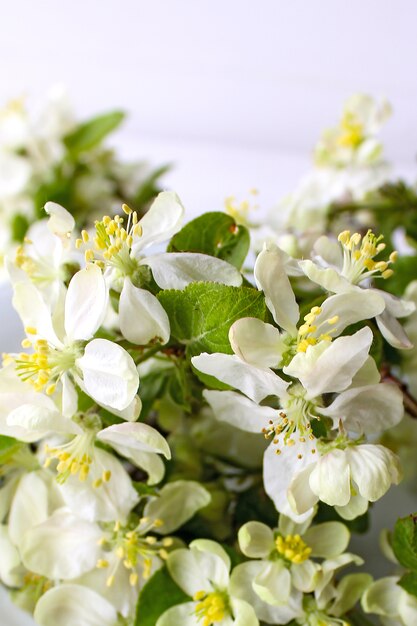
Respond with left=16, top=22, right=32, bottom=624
left=0, top=94, right=417, bottom=626
left=0, top=86, right=166, bottom=273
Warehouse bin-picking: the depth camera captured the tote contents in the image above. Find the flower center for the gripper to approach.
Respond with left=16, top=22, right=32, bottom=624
left=262, top=385, right=319, bottom=456
left=15, top=240, right=67, bottom=286
left=297, top=306, right=339, bottom=353
left=275, top=533, right=312, bottom=564
left=79, top=204, right=141, bottom=277
left=338, top=229, right=396, bottom=284
left=337, top=111, right=364, bottom=148
left=4, top=326, right=80, bottom=394
left=193, top=590, right=228, bottom=625
left=98, top=518, right=173, bottom=588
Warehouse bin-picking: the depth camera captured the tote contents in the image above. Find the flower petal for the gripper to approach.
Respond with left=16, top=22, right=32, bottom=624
left=156, top=603, right=199, bottom=626
left=263, top=439, right=317, bottom=522
left=20, top=509, right=101, bottom=579
left=119, top=278, right=170, bottom=345
left=362, top=576, right=403, bottom=617
left=34, top=585, right=118, bottom=626
left=97, top=422, right=170, bottom=459
left=313, top=290, right=385, bottom=338
left=12, top=281, right=61, bottom=346
left=167, top=546, right=229, bottom=596
left=45, top=201, right=75, bottom=237
left=64, top=264, right=108, bottom=341
left=319, top=383, right=403, bottom=434
left=299, top=259, right=354, bottom=293
left=144, top=481, right=211, bottom=534
left=254, top=243, right=299, bottom=334
left=376, top=310, right=413, bottom=350
left=192, top=353, right=288, bottom=403
left=132, top=191, right=185, bottom=254
left=285, top=327, right=373, bottom=397
left=77, top=338, right=139, bottom=410
left=347, top=444, right=402, bottom=502
left=303, top=521, right=350, bottom=558
left=253, top=560, right=291, bottom=605
left=229, top=318, right=285, bottom=367
left=238, top=521, right=274, bottom=558
left=291, top=559, right=320, bottom=593
left=8, top=472, right=50, bottom=546
left=203, top=390, right=276, bottom=433
left=143, top=252, right=242, bottom=289
left=308, top=449, right=351, bottom=507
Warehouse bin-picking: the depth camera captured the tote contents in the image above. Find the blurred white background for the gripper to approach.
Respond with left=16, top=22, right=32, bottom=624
left=2, top=1, right=417, bottom=623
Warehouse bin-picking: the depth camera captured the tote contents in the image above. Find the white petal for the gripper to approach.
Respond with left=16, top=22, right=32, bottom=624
left=190, top=539, right=231, bottom=573
left=93, top=394, right=142, bottom=422
left=230, top=598, right=260, bottom=626
left=144, top=481, right=211, bottom=534
left=8, top=472, right=50, bottom=546
left=0, top=524, right=23, bottom=587
left=61, top=373, right=79, bottom=418
left=375, top=289, right=416, bottom=318
left=229, top=318, right=285, bottom=367
left=204, top=390, right=276, bottom=433
left=347, top=444, right=402, bottom=502
left=309, top=449, right=351, bottom=507
left=331, top=573, right=373, bottom=617
left=263, top=439, right=317, bottom=522
left=376, top=310, right=413, bottom=349
left=313, top=235, right=343, bottom=269
left=291, top=559, right=320, bottom=593
left=398, top=588, right=417, bottom=624
left=167, top=547, right=229, bottom=596
left=34, top=585, right=118, bottom=626
left=58, top=448, right=139, bottom=523
left=313, top=290, right=385, bottom=338
left=303, top=522, right=350, bottom=558
left=21, top=509, right=101, bottom=579
left=132, top=191, right=185, bottom=253
left=230, top=561, right=304, bottom=624
left=253, top=560, right=291, bottom=605
left=156, top=603, right=199, bottom=626
left=238, top=521, right=274, bottom=558
left=97, top=422, right=170, bottom=458
left=319, top=383, right=403, bottom=434
left=285, top=327, right=373, bottom=397
left=335, top=493, right=369, bottom=521
left=12, top=281, right=61, bottom=346
left=77, top=339, right=139, bottom=410
left=143, top=252, right=242, bottom=289
left=119, top=278, right=170, bottom=345
left=287, top=464, right=318, bottom=516
left=362, top=577, right=403, bottom=617
left=254, top=243, right=299, bottom=334
left=192, top=353, right=288, bottom=403
left=113, top=447, right=165, bottom=485
left=45, top=201, right=75, bottom=236
left=64, top=265, right=107, bottom=341
left=7, top=404, right=81, bottom=441
left=299, top=259, right=354, bottom=293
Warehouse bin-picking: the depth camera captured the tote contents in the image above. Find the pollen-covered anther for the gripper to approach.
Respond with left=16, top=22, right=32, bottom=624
left=275, top=533, right=312, bottom=564
left=193, top=590, right=228, bottom=625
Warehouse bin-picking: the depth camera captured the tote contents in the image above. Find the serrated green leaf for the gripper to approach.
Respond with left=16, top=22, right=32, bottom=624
left=167, top=212, right=250, bottom=269
left=63, top=111, right=125, bottom=155
left=399, top=571, right=417, bottom=597
left=392, top=514, right=417, bottom=571
left=134, top=565, right=189, bottom=626
left=158, top=282, right=266, bottom=358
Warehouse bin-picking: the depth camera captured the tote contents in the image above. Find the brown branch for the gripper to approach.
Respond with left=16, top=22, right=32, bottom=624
left=381, top=364, right=417, bottom=419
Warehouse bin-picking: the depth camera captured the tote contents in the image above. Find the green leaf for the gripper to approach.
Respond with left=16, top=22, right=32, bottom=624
left=135, top=565, right=189, bottom=626
left=399, top=571, right=417, bottom=597
left=167, top=212, right=250, bottom=269
left=158, top=282, right=266, bottom=358
left=392, top=514, right=417, bottom=571
left=10, top=213, right=30, bottom=242
left=0, top=435, right=22, bottom=464
left=63, top=111, right=125, bottom=156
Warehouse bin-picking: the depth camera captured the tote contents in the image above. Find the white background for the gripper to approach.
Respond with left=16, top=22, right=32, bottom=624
left=1, top=1, right=417, bottom=624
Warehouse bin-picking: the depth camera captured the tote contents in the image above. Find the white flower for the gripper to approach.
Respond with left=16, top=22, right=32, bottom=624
left=314, top=93, right=391, bottom=168
left=299, top=231, right=415, bottom=349
left=362, top=576, right=417, bottom=625
left=157, top=539, right=259, bottom=626
left=82, top=191, right=242, bottom=346
left=236, top=516, right=350, bottom=605
left=286, top=442, right=402, bottom=520
left=6, top=263, right=139, bottom=417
